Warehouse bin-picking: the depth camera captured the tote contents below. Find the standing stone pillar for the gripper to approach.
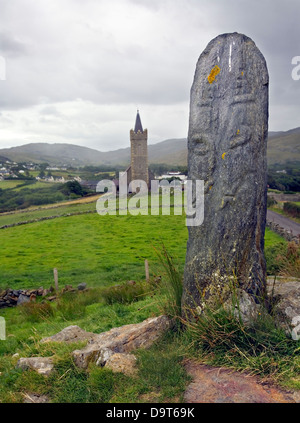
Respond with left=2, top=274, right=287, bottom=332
left=182, top=33, right=269, bottom=316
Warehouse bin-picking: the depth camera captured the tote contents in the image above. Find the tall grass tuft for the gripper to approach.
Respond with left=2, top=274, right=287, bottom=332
left=154, top=244, right=183, bottom=321
left=100, top=282, right=149, bottom=305
left=277, top=241, right=300, bottom=278
left=184, top=300, right=300, bottom=381
left=19, top=301, right=54, bottom=323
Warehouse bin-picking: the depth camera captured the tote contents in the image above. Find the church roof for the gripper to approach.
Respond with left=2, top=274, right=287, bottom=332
left=134, top=110, right=143, bottom=133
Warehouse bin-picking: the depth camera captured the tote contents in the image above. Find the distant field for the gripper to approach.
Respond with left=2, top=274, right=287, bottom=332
left=0, top=201, right=97, bottom=226
left=0, top=180, right=25, bottom=189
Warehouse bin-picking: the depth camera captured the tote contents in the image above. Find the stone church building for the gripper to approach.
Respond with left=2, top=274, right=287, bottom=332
left=122, top=110, right=153, bottom=192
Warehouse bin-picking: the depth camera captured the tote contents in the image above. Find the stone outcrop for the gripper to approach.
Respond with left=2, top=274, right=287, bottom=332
left=41, top=325, right=96, bottom=344
left=71, top=315, right=173, bottom=369
left=183, top=32, right=269, bottom=316
left=16, top=357, right=54, bottom=376
left=21, top=316, right=172, bottom=376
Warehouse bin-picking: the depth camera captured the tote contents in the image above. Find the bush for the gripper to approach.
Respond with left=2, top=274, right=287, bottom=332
left=283, top=202, right=300, bottom=218
left=267, top=196, right=277, bottom=207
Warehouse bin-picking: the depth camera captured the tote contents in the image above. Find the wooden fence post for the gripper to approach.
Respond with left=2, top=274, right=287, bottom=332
left=53, top=268, right=59, bottom=292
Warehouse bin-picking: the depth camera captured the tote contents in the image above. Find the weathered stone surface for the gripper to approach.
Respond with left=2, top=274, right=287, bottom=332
left=72, top=315, right=173, bottom=369
left=40, top=325, right=96, bottom=344
left=267, top=278, right=300, bottom=337
left=105, top=353, right=137, bottom=376
left=183, top=33, right=269, bottom=315
left=184, top=362, right=300, bottom=403
left=16, top=357, right=54, bottom=376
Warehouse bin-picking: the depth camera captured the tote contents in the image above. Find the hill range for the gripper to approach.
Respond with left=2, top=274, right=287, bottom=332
left=0, top=127, right=299, bottom=167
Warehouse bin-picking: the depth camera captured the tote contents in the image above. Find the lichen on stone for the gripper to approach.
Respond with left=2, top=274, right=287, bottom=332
left=207, top=65, right=220, bottom=84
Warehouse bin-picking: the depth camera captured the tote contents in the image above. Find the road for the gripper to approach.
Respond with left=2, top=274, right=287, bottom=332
left=267, top=210, right=300, bottom=237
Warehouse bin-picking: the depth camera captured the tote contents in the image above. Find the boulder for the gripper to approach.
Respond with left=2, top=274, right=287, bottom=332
left=77, top=283, right=87, bottom=291
left=72, top=315, right=173, bottom=369
left=16, top=357, right=54, bottom=376
left=40, top=325, right=96, bottom=344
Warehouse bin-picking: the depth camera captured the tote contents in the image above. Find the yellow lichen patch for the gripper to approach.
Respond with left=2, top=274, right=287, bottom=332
left=222, top=152, right=227, bottom=160
left=207, top=65, right=220, bottom=84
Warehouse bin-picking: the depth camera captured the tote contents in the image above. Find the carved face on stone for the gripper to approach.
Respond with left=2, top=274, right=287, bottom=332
left=189, top=33, right=268, bottom=209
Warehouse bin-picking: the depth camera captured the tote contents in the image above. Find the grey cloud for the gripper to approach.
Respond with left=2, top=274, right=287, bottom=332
left=0, top=0, right=299, bottom=148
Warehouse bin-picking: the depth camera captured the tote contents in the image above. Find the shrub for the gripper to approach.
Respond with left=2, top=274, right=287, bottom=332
left=283, top=202, right=300, bottom=218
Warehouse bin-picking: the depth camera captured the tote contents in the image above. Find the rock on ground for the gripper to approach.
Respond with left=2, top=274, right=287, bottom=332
left=72, top=315, right=173, bottom=369
left=40, top=325, right=96, bottom=344
left=184, top=362, right=300, bottom=403
left=16, top=357, right=54, bottom=376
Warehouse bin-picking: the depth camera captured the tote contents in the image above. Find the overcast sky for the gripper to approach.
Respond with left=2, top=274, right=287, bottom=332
left=0, top=0, right=299, bottom=151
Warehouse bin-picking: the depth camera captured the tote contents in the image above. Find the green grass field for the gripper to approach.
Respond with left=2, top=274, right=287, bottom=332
left=0, top=180, right=25, bottom=190
left=0, top=210, right=188, bottom=290
left=0, top=201, right=286, bottom=290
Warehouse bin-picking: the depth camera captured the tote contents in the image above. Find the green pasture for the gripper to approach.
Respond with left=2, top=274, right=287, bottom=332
left=0, top=212, right=188, bottom=290
left=0, top=199, right=286, bottom=290
left=0, top=180, right=25, bottom=190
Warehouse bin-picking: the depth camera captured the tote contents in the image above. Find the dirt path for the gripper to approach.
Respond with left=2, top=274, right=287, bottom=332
left=267, top=210, right=300, bottom=236
left=184, top=362, right=300, bottom=403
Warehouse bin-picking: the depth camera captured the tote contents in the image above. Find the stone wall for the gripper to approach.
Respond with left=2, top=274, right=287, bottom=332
left=266, top=220, right=300, bottom=243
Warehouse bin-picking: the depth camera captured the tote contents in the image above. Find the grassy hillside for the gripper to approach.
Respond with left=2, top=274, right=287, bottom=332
left=267, top=128, right=300, bottom=165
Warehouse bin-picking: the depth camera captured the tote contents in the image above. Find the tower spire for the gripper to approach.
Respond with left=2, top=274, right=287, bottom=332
left=134, top=109, right=143, bottom=134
